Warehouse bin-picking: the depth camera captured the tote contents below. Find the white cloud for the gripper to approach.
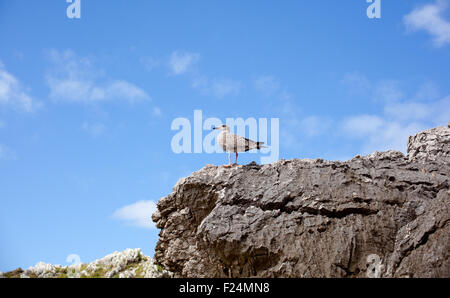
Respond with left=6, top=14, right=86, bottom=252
left=342, top=115, right=424, bottom=153
left=209, top=79, right=242, bottom=98
left=254, top=75, right=280, bottom=96
left=0, top=62, right=37, bottom=112
left=112, top=200, right=157, bottom=229
left=165, top=51, right=242, bottom=98
left=343, top=119, right=425, bottom=154
left=192, top=76, right=242, bottom=98
left=384, top=102, right=432, bottom=122
left=280, top=129, right=303, bottom=149
left=342, top=73, right=443, bottom=105
left=169, top=51, right=200, bottom=75
left=278, top=102, right=303, bottom=148
left=342, top=97, right=449, bottom=154
left=404, top=0, right=450, bottom=46
left=280, top=108, right=332, bottom=149
left=373, top=80, right=404, bottom=102
left=266, top=79, right=331, bottom=148
left=340, top=71, right=450, bottom=154
left=46, top=50, right=150, bottom=103
left=191, top=76, right=208, bottom=89
left=91, top=81, right=149, bottom=102
left=152, top=106, right=162, bottom=117
left=342, top=115, right=384, bottom=137
left=414, top=81, right=441, bottom=101
left=341, top=73, right=404, bottom=103
left=384, top=96, right=450, bottom=124
left=276, top=72, right=447, bottom=158
left=300, top=116, right=333, bottom=137
left=82, top=122, right=106, bottom=136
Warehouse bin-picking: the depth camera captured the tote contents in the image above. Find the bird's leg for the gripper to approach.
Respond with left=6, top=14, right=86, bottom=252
left=223, top=152, right=232, bottom=168
left=233, top=152, right=238, bottom=165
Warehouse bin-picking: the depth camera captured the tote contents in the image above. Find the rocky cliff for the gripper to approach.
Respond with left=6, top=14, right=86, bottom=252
left=152, top=123, right=450, bottom=278
left=0, top=249, right=172, bottom=278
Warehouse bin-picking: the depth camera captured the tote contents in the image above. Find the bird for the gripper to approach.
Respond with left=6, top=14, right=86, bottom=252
left=213, top=125, right=265, bottom=167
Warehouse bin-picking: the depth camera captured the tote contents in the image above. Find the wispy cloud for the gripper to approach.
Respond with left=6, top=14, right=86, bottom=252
left=112, top=200, right=157, bottom=229
left=192, top=76, right=242, bottom=98
left=340, top=73, right=449, bottom=154
left=300, top=116, right=333, bottom=137
left=263, top=75, right=331, bottom=147
left=0, top=61, right=38, bottom=112
left=254, top=75, right=281, bottom=97
left=152, top=106, right=162, bottom=117
left=414, top=81, right=441, bottom=101
left=280, top=113, right=333, bottom=149
left=46, top=49, right=150, bottom=103
left=169, top=51, right=200, bottom=75
left=373, top=80, right=404, bottom=102
left=279, top=72, right=448, bottom=156
left=209, top=79, right=242, bottom=98
left=161, top=50, right=243, bottom=98
left=342, top=116, right=426, bottom=154
left=82, top=122, right=107, bottom=137
left=341, top=72, right=404, bottom=102
left=404, top=0, right=450, bottom=46
left=384, top=96, right=450, bottom=124
left=342, top=115, right=384, bottom=137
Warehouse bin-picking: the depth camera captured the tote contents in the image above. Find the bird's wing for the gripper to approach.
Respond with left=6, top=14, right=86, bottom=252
left=243, top=137, right=261, bottom=145
left=225, top=134, right=260, bottom=152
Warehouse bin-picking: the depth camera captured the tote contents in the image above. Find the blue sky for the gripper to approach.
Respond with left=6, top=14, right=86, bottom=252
left=0, top=0, right=449, bottom=271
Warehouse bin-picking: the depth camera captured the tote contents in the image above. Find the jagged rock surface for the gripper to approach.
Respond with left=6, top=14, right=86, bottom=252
left=153, top=124, right=450, bottom=278
left=1, top=249, right=172, bottom=278
left=407, top=122, right=450, bottom=163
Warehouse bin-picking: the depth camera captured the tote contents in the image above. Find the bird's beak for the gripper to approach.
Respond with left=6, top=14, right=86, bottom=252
left=212, top=127, right=217, bottom=130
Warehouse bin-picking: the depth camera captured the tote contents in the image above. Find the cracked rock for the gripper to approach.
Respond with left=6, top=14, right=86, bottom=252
left=153, top=125, right=450, bottom=277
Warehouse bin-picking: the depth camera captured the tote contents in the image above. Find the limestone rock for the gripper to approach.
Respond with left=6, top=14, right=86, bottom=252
left=3, top=248, right=172, bottom=278
left=153, top=125, right=450, bottom=277
left=407, top=123, right=450, bottom=163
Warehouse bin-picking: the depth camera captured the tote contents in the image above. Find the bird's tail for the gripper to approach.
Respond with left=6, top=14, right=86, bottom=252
left=257, top=142, right=267, bottom=149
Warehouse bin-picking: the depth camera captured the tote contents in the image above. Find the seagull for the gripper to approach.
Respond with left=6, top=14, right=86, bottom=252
left=213, top=125, right=265, bottom=167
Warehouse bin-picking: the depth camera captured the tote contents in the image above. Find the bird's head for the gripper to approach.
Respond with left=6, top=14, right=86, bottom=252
left=213, top=124, right=230, bottom=132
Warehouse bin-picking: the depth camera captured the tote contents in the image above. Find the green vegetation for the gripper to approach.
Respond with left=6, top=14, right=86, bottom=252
left=1, top=249, right=172, bottom=278
left=90, top=267, right=106, bottom=278
left=135, top=265, right=144, bottom=278
left=3, top=268, right=24, bottom=278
